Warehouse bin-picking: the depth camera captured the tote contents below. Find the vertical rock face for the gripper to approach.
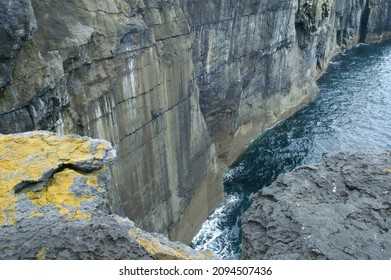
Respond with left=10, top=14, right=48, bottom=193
left=0, top=0, right=223, bottom=244
left=181, top=0, right=391, bottom=164
left=0, top=0, right=36, bottom=91
left=182, top=0, right=315, bottom=163
left=1, top=0, right=391, bottom=243
left=363, top=0, right=391, bottom=42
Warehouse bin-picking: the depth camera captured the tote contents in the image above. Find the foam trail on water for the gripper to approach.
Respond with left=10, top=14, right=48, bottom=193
left=192, top=193, right=242, bottom=260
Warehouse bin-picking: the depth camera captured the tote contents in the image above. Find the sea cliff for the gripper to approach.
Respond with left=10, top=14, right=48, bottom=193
left=1, top=0, right=391, bottom=243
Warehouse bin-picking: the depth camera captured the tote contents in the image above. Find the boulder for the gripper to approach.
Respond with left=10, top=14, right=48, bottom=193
left=0, top=131, right=213, bottom=260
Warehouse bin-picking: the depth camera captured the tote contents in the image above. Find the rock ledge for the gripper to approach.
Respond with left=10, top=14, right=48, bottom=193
left=242, top=151, right=391, bottom=260
left=0, top=131, right=213, bottom=260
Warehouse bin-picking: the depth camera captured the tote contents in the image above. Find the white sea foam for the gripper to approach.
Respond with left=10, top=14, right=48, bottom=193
left=224, top=163, right=244, bottom=182
left=192, top=193, right=242, bottom=259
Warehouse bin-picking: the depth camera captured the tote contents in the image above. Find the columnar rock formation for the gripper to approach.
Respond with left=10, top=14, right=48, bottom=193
left=0, top=132, right=213, bottom=260
left=1, top=0, right=391, bottom=243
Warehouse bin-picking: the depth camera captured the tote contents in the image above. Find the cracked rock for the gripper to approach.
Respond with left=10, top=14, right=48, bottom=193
left=0, top=131, right=213, bottom=260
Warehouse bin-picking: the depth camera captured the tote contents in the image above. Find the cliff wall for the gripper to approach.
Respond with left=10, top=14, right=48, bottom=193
left=1, top=0, right=391, bottom=243
left=181, top=0, right=391, bottom=164
left=0, top=0, right=223, bottom=244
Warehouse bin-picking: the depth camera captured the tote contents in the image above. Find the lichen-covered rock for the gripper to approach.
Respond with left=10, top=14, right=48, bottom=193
left=0, top=132, right=213, bottom=260
left=0, top=131, right=115, bottom=225
left=241, top=151, right=391, bottom=260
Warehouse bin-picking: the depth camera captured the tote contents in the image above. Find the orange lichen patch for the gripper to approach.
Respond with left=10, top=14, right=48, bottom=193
left=36, top=247, right=48, bottom=260
left=26, top=169, right=93, bottom=220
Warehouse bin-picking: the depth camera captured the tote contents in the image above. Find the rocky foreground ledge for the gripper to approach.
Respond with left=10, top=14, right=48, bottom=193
left=0, top=131, right=213, bottom=260
left=242, top=151, right=391, bottom=260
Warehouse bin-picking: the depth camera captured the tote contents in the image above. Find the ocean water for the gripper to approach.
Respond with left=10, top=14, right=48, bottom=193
left=191, top=41, right=391, bottom=259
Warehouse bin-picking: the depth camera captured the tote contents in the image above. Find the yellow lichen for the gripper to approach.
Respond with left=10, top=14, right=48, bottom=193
left=135, top=237, right=178, bottom=260
left=95, top=142, right=109, bottom=159
left=86, top=173, right=103, bottom=192
left=199, top=250, right=214, bottom=259
left=128, top=229, right=141, bottom=235
left=66, top=210, right=91, bottom=221
left=27, top=169, right=93, bottom=220
left=0, top=189, right=17, bottom=225
left=0, top=172, right=19, bottom=225
left=27, top=211, right=44, bottom=218
left=387, top=168, right=391, bottom=172
left=86, top=176, right=98, bottom=187
left=0, top=132, right=110, bottom=225
left=0, top=215, right=5, bottom=225
left=36, top=247, right=48, bottom=260
left=134, top=236, right=211, bottom=260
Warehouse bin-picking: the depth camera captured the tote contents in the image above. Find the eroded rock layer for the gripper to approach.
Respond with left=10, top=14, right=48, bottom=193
left=242, top=151, right=391, bottom=260
left=0, top=131, right=213, bottom=260
left=1, top=0, right=391, bottom=242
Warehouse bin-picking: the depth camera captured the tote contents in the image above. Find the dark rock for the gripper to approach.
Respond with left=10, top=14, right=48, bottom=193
left=363, top=0, right=391, bottom=42
left=241, top=151, right=391, bottom=260
left=0, top=215, right=154, bottom=260
left=0, top=0, right=36, bottom=88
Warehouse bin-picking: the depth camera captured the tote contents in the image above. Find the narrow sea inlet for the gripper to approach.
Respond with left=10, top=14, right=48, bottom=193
left=192, top=41, right=391, bottom=259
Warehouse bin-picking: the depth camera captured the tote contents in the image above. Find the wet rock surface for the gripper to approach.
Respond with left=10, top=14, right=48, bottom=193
left=241, top=151, right=391, bottom=260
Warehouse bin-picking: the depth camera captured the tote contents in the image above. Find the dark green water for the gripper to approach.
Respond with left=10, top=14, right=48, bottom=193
left=191, top=41, right=391, bottom=259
